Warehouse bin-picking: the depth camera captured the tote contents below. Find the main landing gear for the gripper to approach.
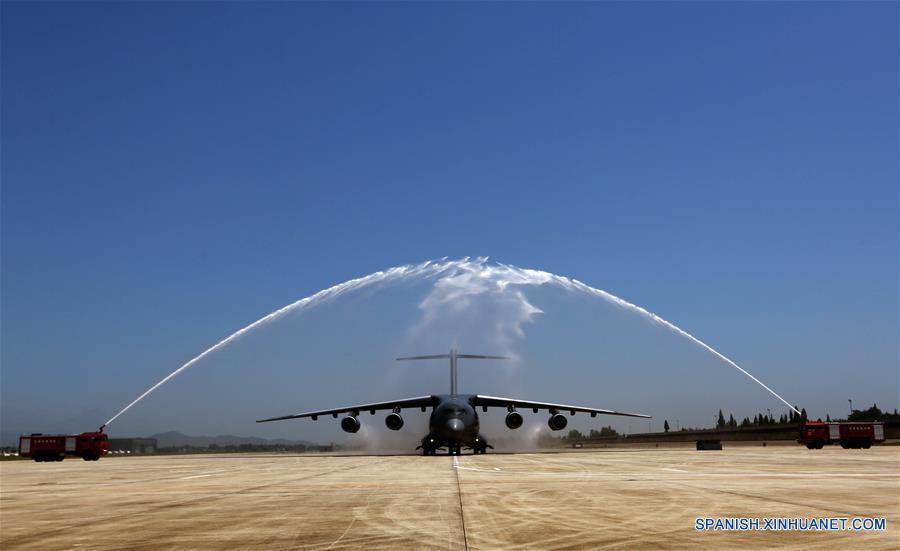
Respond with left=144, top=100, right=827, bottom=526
left=472, top=435, right=492, bottom=455
left=418, top=435, right=493, bottom=455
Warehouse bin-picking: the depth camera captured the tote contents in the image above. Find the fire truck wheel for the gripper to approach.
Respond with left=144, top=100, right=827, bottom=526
left=806, top=443, right=816, bottom=450
left=862, top=442, right=871, bottom=449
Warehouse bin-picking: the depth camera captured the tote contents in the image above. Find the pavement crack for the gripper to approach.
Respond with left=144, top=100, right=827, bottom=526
left=452, top=456, right=470, bottom=551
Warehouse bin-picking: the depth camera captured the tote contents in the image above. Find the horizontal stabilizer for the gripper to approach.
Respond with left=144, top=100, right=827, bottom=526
left=396, top=349, right=506, bottom=394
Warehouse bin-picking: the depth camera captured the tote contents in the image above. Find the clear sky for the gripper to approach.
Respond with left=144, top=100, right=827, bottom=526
left=2, top=2, right=897, bottom=440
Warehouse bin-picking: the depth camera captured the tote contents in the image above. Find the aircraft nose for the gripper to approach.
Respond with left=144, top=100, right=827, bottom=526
left=446, top=418, right=464, bottom=434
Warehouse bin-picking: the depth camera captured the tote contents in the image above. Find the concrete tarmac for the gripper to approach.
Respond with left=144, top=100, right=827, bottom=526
left=1, top=446, right=898, bottom=550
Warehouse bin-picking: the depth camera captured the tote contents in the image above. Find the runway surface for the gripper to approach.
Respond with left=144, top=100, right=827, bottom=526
left=1, top=446, right=897, bottom=549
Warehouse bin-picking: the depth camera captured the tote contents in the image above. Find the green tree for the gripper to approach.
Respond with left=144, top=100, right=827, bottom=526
left=717, top=409, right=726, bottom=429
left=599, top=425, right=619, bottom=437
left=664, top=420, right=670, bottom=432
left=848, top=404, right=883, bottom=421
left=567, top=429, right=585, bottom=440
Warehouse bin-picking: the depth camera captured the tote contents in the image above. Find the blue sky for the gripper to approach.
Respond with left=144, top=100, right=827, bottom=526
left=2, top=2, right=897, bottom=438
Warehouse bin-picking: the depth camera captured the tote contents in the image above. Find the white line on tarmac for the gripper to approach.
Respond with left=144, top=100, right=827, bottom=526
left=176, top=468, right=236, bottom=480
left=449, top=466, right=897, bottom=478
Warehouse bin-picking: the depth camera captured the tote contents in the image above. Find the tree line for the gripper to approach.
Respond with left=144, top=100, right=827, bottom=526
left=566, top=426, right=619, bottom=440
left=660, top=403, right=899, bottom=433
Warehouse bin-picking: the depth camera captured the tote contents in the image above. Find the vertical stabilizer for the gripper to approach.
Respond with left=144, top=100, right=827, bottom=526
left=450, top=349, right=458, bottom=395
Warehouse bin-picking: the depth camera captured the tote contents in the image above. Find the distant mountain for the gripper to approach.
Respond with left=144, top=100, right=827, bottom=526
left=148, top=431, right=315, bottom=448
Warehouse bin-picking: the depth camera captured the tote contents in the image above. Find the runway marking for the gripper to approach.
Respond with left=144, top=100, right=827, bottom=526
left=449, top=466, right=897, bottom=479
left=176, top=468, right=236, bottom=480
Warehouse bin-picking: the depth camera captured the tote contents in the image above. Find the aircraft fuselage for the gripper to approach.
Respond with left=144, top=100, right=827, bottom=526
left=421, top=394, right=486, bottom=455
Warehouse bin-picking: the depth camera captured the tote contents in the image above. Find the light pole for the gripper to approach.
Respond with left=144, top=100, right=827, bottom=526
left=848, top=399, right=853, bottom=415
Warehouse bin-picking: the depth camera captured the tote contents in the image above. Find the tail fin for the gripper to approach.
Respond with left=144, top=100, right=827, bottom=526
left=397, top=349, right=507, bottom=394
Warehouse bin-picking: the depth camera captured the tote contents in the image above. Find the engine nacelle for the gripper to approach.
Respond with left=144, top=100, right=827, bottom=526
left=548, top=413, right=568, bottom=431
left=385, top=413, right=404, bottom=431
left=505, top=411, right=524, bottom=430
left=340, top=415, right=360, bottom=433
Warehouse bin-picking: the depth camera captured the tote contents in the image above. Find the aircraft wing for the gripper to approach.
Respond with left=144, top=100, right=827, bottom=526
left=471, top=394, right=651, bottom=418
left=256, top=395, right=438, bottom=423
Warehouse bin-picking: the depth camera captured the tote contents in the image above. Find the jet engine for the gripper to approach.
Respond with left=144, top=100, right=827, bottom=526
left=385, top=412, right=404, bottom=431
left=340, top=415, right=360, bottom=433
left=505, top=411, right=524, bottom=430
left=548, top=413, right=568, bottom=431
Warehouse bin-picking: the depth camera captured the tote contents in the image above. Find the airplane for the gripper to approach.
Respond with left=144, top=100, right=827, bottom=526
left=256, top=349, right=651, bottom=455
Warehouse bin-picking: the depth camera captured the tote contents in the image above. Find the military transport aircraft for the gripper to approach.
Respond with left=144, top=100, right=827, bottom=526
left=257, top=350, right=650, bottom=455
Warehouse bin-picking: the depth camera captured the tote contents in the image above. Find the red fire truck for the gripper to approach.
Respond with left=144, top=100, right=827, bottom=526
left=798, top=421, right=885, bottom=449
left=18, top=432, right=108, bottom=462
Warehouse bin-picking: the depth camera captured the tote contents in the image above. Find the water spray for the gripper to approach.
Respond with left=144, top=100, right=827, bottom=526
left=103, top=257, right=799, bottom=428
